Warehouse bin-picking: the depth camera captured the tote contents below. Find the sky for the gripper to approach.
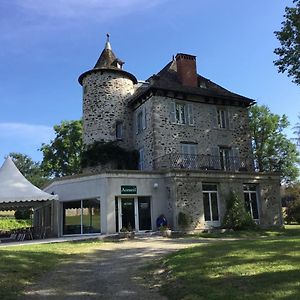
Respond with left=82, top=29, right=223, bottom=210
left=0, top=0, right=299, bottom=166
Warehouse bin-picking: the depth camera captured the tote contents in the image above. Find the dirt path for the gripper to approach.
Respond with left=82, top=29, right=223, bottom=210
left=22, top=236, right=203, bottom=300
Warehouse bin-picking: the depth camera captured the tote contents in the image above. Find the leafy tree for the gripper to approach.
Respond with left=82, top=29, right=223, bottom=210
left=222, top=190, right=257, bottom=230
left=274, top=0, right=300, bottom=85
left=40, top=120, right=83, bottom=177
left=9, top=152, right=48, bottom=188
left=284, top=184, right=300, bottom=223
left=249, top=105, right=299, bottom=183
left=294, top=114, right=300, bottom=147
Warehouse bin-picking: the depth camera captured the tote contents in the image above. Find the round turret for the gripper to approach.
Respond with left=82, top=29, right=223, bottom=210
left=79, top=35, right=137, bottom=150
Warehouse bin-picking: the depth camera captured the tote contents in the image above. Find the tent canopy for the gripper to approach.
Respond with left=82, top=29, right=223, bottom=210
left=0, top=157, right=57, bottom=210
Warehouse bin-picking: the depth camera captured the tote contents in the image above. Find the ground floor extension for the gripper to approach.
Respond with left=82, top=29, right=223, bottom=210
left=43, top=170, right=283, bottom=237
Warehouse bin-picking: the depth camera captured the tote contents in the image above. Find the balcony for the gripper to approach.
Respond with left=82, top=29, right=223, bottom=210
left=153, top=153, right=254, bottom=172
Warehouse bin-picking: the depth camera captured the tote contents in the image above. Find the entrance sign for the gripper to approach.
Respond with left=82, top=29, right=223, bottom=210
left=121, top=185, right=137, bottom=194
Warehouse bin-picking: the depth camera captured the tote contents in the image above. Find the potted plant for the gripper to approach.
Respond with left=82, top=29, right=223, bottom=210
left=159, top=225, right=172, bottom=237
left=119, top=226, right=135, bottom=239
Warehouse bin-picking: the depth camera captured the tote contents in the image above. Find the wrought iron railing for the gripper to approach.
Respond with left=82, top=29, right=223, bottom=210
left=153, top=153, right=254, bottom=172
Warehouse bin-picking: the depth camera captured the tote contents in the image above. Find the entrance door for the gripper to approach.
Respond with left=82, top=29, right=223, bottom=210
left=138, top=197, right=151, bottom=231
left=121, top=198, right=135, bottom=231
left=117, top=197, right=152, bottom=232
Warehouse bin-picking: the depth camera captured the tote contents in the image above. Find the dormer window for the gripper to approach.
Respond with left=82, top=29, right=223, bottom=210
left=199, top=82, right=207, bottom=89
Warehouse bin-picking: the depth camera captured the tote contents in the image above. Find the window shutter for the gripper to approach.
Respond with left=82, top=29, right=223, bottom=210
left=170, top=102, right=176, bottom=123
left=211, top=146, right=220, bottom=169
left=187, top=103, right=194, bottom=126
left=143, top=107, right=147, bottom=130
left=227, top=110, right=233, bottom=129
left=211, top=106, right=218, bottom=128
left=135, top=111, right=139, bottom=135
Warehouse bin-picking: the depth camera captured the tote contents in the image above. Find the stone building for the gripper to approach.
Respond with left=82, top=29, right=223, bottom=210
left=45, top=36, right=282, bottom=236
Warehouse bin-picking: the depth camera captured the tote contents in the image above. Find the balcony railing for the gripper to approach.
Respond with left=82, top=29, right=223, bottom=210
left=153, top=153, right=254, bottom=172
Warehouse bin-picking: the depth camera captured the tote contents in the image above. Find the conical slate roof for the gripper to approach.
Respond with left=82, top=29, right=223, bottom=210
left=78, top=34, right=137, bottom=85
left=0, top=157, right=57, bottom=206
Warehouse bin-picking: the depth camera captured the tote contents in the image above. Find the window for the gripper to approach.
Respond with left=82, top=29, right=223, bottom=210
left=116, top=121, right=123, bottom=140
left=170, top=102, right=194, bottom=125
left=180, top=143, right=197, bottom=169
left=243, top=184, right=259, bottom=220
left=202, top=184, right=219, bottom=225
left=176, top=103, right=186, bottom=124
left=217, top=109, right=226, bottom=128
left=138, top=148, right=145, bottom=170
left=136, top=107, right=146, bottom=134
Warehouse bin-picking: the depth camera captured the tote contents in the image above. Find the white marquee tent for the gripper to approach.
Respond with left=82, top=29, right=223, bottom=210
left=0, top=157, right=58, bottom=210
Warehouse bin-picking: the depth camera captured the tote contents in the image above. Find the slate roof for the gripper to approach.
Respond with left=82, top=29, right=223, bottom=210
left=78, top=37, right=137, bottom=85
left=129, top=59, right=255, bottom=106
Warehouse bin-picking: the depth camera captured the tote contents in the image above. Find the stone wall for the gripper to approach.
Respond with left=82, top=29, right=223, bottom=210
left=171, top=171, right=282, bottom=230
left=149, top=95, right=253, bottom=168
left=82, top=71, right=135, bottom=150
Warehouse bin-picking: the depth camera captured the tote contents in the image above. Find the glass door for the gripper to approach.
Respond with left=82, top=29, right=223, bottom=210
left=121, top=198, right=135, bottom=231
left=117, top=197, right=152, bottom=232
left=138, top=197, right=151, bottom=231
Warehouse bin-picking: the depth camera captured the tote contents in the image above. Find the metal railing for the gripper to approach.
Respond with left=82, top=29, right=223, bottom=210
left=153, top=153, right=254, bottom=172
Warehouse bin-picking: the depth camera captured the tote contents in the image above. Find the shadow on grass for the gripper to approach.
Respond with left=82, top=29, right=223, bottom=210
left=0, top=248, right=81, bottom=299
left=149, top=238, right=300, bottom=300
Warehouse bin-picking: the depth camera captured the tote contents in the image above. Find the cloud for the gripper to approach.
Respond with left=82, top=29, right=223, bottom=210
left=0, top=123, right=55, bottom=164
left=0, top=122, right=54, bottom=143
left=13, top=0, right=164, bottom=21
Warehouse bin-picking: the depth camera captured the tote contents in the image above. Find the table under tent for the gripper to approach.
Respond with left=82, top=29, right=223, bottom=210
left=0, top=157, right=58, bottom=241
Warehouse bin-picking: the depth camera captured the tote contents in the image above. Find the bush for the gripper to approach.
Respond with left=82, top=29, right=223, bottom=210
left=81, top=141, right=139, bottom=170
left=14, top=209, right=31, bottom=220
left=178, top=212, right=189, bottom=229
left=222, top=190, right=257, bottom=230
left=285, top=199, right=300, bottom=224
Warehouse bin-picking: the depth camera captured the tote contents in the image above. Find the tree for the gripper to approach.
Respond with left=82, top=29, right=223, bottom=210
left=274, top=0, right=300, bottom=85
left=9, top=152, right=48, bottom=188
left=222, top=190, right=257, bottom=230
left=249, top=105, right=299, bottom=183
left=40, top=120, right=83, bottom=177
left=294, top=114, right=300, bottom=147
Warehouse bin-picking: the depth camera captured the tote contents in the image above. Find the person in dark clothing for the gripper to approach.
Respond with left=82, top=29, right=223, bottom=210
left=156, top=214, right=167, bottom=229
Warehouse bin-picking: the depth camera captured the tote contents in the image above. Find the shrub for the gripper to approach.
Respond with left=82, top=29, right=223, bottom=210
left=81, top=141, right=139, bottom=170
left=14, top=209, right=31, bottom=220
left=178, top=212, right=189, bottom=229
left=222, top=190, right=257, bottom=230
left=285, top=198, right=300, bottom=224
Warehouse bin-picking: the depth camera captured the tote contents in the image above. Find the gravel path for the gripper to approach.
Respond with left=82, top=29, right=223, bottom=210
left=22, top=236, right=202, bottom=300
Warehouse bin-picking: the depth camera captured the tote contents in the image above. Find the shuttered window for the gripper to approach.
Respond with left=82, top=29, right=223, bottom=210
left=170, top=101, right=194, bottom=125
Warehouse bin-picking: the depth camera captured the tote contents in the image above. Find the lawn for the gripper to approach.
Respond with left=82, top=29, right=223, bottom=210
left=0, top=240, right=103, bottom=299
left=0, top=217, right=31, bottom=231
left=147, top=226, right=300, bottom=300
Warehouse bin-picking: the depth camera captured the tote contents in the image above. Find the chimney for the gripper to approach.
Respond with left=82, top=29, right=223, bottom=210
left=175, top=53, right=198, bottom=87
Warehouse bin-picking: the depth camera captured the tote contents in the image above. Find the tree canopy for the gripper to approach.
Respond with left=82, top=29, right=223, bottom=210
left=274, top=0, right=300, bottom=85
left=294, top=114, right=300, bottom=147
left=249, top=105, right=299, bottom=184
left=8, top=152, right=48, bottom=188
left=40, top=120, right=83, bottom=177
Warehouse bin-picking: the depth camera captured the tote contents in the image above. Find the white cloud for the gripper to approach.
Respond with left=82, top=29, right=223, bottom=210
left=0, top=122, right=53, bottom=143
left=14, top=0, right=163, bottom=20
left=0, top=122, right=55, bottom=164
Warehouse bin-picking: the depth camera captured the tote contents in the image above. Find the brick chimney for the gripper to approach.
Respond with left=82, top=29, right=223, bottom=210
left=175, top=53, right=197, bottom=87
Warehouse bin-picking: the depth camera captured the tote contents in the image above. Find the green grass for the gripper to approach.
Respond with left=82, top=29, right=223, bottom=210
left=0, top=217, right=31, bottom=231
left=193, top=224, right=300, bottom=239
left=148, top=226, right=300, bottom=300
left=0, top=240, right=103, bottom=299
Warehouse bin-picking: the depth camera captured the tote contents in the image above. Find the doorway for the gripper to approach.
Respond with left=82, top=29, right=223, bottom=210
left=116, top=197, right=152, bottom=232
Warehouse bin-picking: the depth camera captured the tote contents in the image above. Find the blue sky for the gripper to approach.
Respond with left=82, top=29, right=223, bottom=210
left=0, top=0, right=299, bottom=166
